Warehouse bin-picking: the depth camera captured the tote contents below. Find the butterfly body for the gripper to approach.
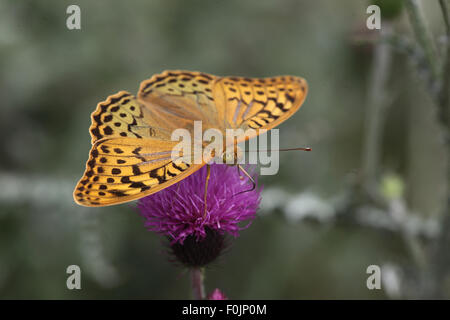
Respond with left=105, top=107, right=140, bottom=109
left=74, top=70, right=308, bottom=207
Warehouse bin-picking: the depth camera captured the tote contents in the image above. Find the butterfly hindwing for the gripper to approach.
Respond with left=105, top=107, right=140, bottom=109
left=137, top=70, right=221, bottom=133
left=89, top=91, right=172, bottom=144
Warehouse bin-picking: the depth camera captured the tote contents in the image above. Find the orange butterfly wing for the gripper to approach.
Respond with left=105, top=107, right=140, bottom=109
left=138, top=70, right=222, bottom=133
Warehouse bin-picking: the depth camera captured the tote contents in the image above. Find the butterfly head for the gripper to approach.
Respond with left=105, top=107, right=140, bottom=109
left=221, top=145, right=243, bottom=166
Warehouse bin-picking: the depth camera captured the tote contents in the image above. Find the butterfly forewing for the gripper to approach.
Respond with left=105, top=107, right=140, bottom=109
left=74, top=137, right=204, bottom=206
left=213, top=75, right=308, bottom=135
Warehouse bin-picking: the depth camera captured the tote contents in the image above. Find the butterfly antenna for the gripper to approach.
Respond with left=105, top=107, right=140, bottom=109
left=244, top=147, right=312, bottom=152
left=233, top=165, right=256, bottom=197
left=232, top=147, right=311, bottom=197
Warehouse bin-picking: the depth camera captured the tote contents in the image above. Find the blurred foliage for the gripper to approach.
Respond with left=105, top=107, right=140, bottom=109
left=0, top=0, right=448, bottom=299
left=380, top=173, right=405, bottom=200
left=373, top=0, right=404, bottom=19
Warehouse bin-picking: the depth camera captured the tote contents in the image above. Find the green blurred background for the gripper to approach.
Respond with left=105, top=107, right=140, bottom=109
left=0, top=0, right=448, bottom=299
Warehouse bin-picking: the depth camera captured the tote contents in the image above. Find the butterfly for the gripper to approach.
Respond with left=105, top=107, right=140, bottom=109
left=73, top=70, right=308, bottom=207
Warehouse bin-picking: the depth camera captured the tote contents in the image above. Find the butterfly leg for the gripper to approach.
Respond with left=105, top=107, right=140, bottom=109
left=233, top=165, right=256, bottom=196
left=236, top=165, right=245, bottom=180
left=203, top=164, right=211, bottom=218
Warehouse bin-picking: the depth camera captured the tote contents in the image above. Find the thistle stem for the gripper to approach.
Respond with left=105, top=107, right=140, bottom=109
left=438, top=0, right=450, bottom=129
left=362, top=23, right=393, bottom=189
left=405, top=0, right=439, bottom=81
left=191, top=268, right=205, bottom=300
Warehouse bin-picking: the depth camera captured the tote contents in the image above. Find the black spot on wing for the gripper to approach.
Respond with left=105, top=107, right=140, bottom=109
left=285, top=93, right=295, bottom=103
left=150, top=167, right=167, bottom=184
left=121, top=176, right=131, bottom=183
left=132, top=165, right=142, bottom=175
left=109, top=190, right=127, bottom=197
left=172, top=162, right=188, bottom=172
left=91, top=128, right=102, bottom=140
left=129, top=182, right=147, bottom=188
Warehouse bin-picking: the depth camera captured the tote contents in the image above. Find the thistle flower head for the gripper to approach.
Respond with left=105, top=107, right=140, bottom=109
left=137, top=164, right=261, bottom=266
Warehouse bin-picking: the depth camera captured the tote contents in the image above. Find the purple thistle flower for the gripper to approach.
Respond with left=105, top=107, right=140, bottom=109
left=138, top=164, right=261, bottom=243
left=137, top=163, right=261, bottom=267
left=208, top=288, right=228, bottom=300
